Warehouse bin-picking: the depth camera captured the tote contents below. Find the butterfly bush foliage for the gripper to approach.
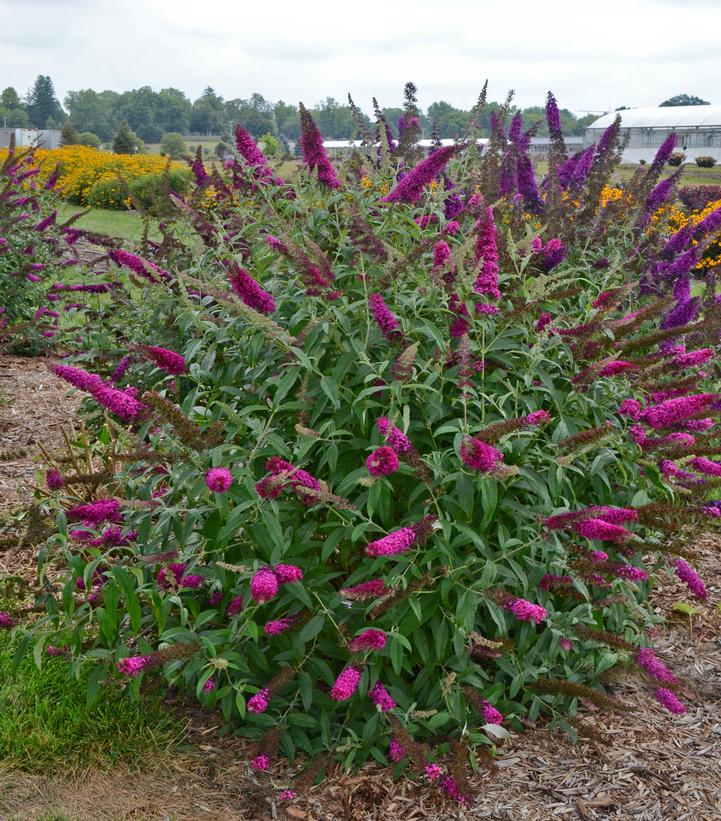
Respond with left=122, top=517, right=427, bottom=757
left=22, top=99, right=721, bottom=793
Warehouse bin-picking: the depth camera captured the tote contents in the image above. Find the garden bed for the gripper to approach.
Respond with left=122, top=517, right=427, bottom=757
left=0, top=356, right=719, bottom=819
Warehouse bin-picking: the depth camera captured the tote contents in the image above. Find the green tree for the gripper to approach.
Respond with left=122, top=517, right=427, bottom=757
left=660, top=94, right=710, bottom=107
left=160, top=132, right=187, bottom=159
left=258, top=132, right=280, bottom=157
left=60, top=120, right=80, bottom=146
left=64, top=89, right=120, bottom=141
left=190, top=87, right=225, bottom=134
left=77, top=131, right=101, bottom=147
left=25, top=75, right=64, bottom=128
left=1, top=87, right=21, bottom=109
left=156, top=88, right=191, bottom=134
left=0, top=107, right=29, bottom=128
left=112, top=120, right=136, bottom=154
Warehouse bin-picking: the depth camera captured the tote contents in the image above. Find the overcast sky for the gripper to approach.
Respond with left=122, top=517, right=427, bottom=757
left=2, top=0, right=719, bottom=115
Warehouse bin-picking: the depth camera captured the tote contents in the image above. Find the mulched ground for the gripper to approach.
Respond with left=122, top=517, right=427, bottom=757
left=0, top=358, right=720, bottom=820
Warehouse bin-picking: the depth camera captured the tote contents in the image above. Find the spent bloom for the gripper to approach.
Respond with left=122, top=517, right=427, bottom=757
left=365, top=446, right=400, bottom=477
left=330, top=665, right=362, bottom=701
left=206, top=467, right=233, bottom=492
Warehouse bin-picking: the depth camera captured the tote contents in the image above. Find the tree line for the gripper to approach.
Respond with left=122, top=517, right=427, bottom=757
left=1, top=76, right=711, bottom=147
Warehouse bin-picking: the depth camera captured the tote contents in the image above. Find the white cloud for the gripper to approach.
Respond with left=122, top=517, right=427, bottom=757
left=0, top=0, right=718, bottom=113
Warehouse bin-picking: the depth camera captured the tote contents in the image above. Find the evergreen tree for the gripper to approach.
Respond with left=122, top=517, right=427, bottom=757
left=25, top=75, right=64, bottom=128
left=112, top=120, right=136, bottom=154
left=60, top=120, right=80, bottom=145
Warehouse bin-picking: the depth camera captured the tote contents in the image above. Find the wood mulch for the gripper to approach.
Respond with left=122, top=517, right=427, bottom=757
left=0, top=358, right=720, bottom=820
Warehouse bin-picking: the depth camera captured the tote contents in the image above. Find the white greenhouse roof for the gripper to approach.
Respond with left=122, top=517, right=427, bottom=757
left=588, top=105, right=721, bottom=130
left=322, top=138, right=488, bottom=149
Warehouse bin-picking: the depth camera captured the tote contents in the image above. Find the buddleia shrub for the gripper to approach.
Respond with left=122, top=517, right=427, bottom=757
left=0, top=147, right=67, bottom=353
left=21, top=92, right=721, bottom=804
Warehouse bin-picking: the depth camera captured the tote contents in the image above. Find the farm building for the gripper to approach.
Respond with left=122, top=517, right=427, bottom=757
left=0, top=128, right=62, bottom=149
left=585, top=105, right=721, bottom=164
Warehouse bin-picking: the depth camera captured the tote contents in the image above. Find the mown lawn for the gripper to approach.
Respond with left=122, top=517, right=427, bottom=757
left=56, top=203, right=159, bottom=243
left=0, top=637, right=184, bottom=773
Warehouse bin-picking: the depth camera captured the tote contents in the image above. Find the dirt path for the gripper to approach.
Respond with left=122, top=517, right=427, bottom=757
left=0, top=358, right=719, bottom=820
left=0, top=355, right=80, bottom=514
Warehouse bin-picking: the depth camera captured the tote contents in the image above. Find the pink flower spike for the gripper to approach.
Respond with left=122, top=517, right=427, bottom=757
left=389, top=738, right=406, bottom=762
left=273, top=564, right=303, bottom=585
left=573, top=517, right=631, bottom=543
left=250, top=568, right=279, bottom=603
left=205, top=467, right=233, bottom=492
left=117, top=655, right=151, bottom=677
left=655, top=687, right=686, bottom=715
left=330, top=665, right=362, bottom=701
left=138, top=345, right=186, bottom=375
left=348, top=628, right=386, bottom=652
left=278, top=790, right=297, bottom=802
left=247, top=687, right=270, bottom=714
left=505, top=597, right=547, bottom=625
left=635, top=648, right=676, bottom=684
left=365, top=527, right=416, bottom=557
left=339, top=579, right=389, bottom=600
left=460, top=437, right=504, bottom=473
left=674, top=558, right=708, bottom=600
left=226, top=595, right=244, bottom=616
left=251, top=754, right=270, bottom=771
left=365, top=446, right=400, bottom=477
left=0, top=612, right=14, bottom=629
left=424, top=763, right=443, bottom=781
left=482, top=700, right=504, bottom=724
left=369, top=681, right=396, bottom=712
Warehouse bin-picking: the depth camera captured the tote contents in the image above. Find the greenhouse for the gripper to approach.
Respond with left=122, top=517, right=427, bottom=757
left=585, top=104, right=721, bottom=163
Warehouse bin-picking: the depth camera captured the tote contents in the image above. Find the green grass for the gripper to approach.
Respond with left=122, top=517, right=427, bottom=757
left=0, top=637, right=184, bottom=773
left=533, top=160, right=721, bottom=188
left=57, top=204, right=159, bottom=243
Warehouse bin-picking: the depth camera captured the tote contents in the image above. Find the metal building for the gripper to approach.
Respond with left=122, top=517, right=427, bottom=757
left=0, top=128, right=62, bottom=149
left=585, top=105, right=721, bottom=164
